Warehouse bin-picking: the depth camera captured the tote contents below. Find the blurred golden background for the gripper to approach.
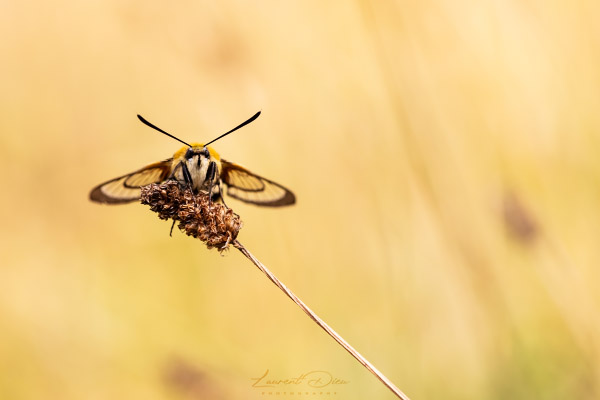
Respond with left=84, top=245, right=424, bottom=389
left=2, top=1, right=600, bottom=399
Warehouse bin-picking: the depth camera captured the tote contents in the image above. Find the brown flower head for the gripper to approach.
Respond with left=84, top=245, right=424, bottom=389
left=140, top=181, right=242, bottom=251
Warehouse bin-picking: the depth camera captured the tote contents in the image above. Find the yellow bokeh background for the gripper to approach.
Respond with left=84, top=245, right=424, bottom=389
left=2, top=1, right=600, bottom=399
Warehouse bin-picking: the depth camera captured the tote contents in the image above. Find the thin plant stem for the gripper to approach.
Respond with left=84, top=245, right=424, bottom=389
left=233, top=240, right=410, bottom=400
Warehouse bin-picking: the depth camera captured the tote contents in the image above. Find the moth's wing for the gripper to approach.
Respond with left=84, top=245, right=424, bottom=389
left=90, top=160, right=172, bottom=204
left=220, top=159, right=295, bottom=206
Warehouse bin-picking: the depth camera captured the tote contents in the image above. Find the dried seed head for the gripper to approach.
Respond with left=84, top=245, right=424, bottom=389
left=140, top=181, right=242, bottom=251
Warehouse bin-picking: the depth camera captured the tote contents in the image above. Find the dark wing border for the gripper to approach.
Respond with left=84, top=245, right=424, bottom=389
left=89, top=160, right=172, bottom=204
left=220, top=159, right=296, bottom=207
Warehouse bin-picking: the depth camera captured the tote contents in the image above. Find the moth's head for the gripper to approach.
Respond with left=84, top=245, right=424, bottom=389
left=174, top=143, right=220, bottom=161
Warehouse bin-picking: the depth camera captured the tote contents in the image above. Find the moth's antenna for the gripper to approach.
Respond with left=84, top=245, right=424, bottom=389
left=204, top=111, right=261, bottom=147
left=137, top=115, right=192, bottom=148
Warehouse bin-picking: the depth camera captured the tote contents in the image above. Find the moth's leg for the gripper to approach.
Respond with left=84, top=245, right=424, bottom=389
left=181, top=162, right=193, bottom=188
left=209, top=186, right=226, bottom=205
left=168, top=162, right=179, bottom=179
left=219, top=182, right=228, bottom=208
left=206, top=161, right=219, bottom=205
left=166, top=162, right=186, bottom=237
left=212, top=178, right=228, bottom=208
left=169, top=220, right=176, bottom=237
left=169, top=162, right=185, bottom=186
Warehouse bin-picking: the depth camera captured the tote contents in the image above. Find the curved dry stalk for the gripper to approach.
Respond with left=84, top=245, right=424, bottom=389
left=233, top=240, right=410, bottom=400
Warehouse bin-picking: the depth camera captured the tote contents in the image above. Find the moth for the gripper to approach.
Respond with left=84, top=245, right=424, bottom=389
left=90, top=111, right=295, bottom=207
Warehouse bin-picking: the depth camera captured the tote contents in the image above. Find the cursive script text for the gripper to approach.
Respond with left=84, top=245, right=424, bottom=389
left=251, top=369, right=349, bottom=388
